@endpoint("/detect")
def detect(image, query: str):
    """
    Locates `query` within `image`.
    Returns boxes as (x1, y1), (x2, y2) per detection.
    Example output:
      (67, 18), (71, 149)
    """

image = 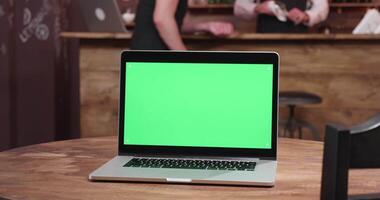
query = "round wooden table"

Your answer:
(0, 137), (379, 200)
